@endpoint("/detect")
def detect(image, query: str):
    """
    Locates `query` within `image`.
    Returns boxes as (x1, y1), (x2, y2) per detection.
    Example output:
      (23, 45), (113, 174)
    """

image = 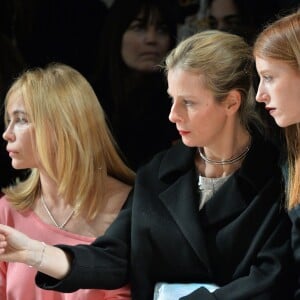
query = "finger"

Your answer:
(0, 240), (8, 253)
(0, 234), (7, 241)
